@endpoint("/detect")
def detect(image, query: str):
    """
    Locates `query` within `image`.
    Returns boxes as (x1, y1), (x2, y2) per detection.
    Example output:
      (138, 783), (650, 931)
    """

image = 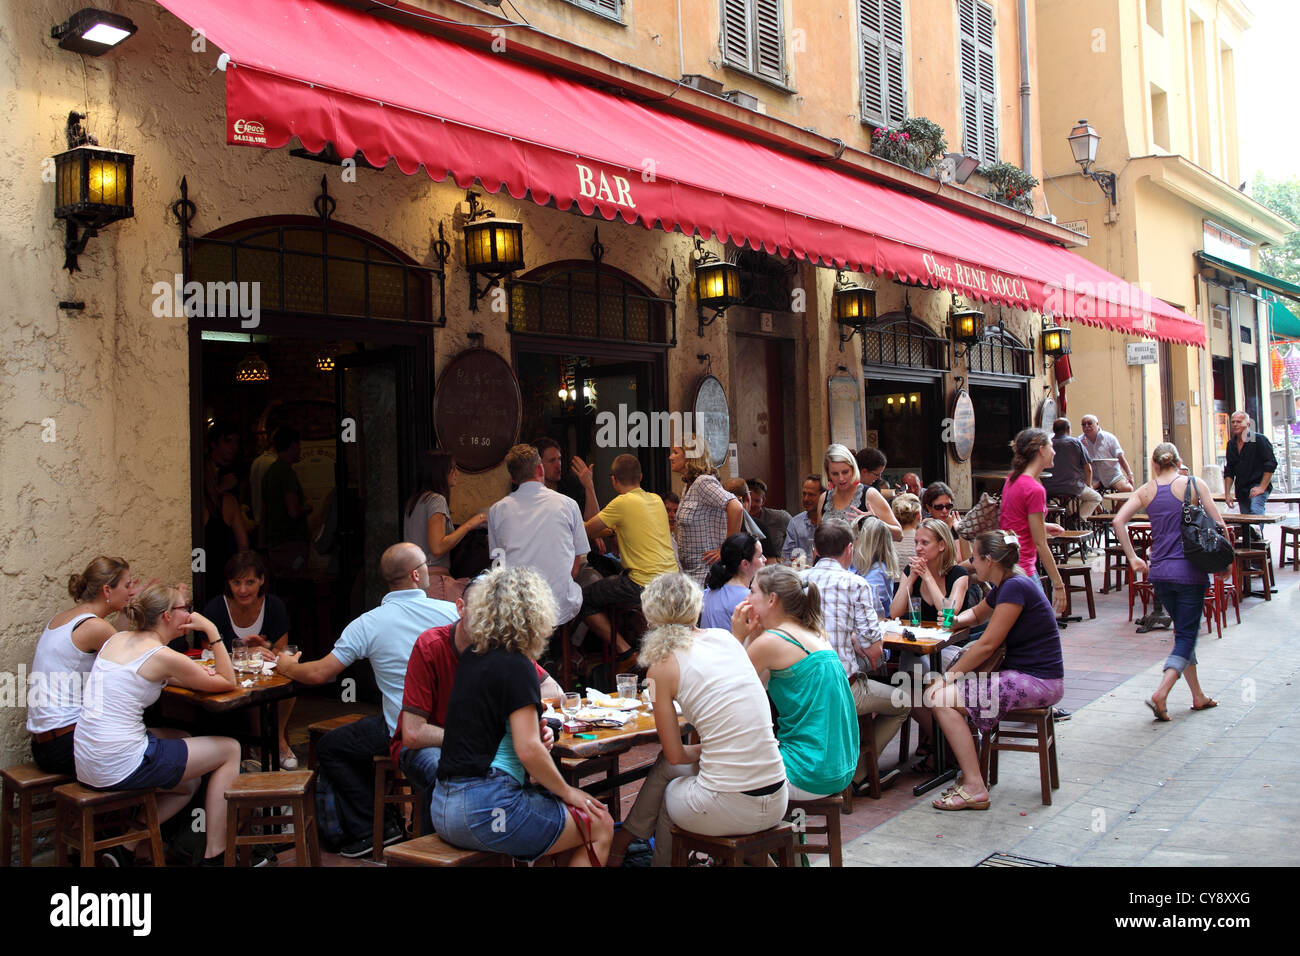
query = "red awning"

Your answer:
(155, 0), (1204, 346)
